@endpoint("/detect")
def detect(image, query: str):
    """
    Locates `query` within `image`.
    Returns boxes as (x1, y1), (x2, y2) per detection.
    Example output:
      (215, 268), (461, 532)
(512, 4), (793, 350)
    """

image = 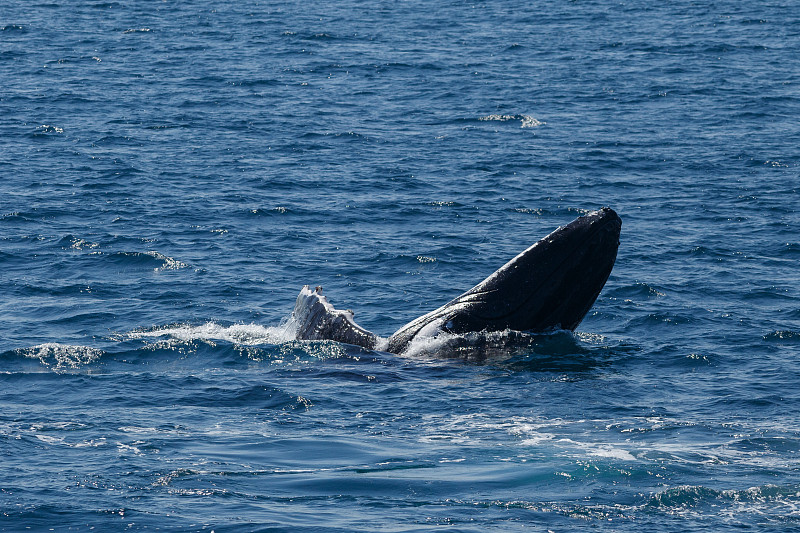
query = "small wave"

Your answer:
(682, 353), (714, 366)
(478, 114), (545, 128)
(18, 343), (104, 371)
(645, 483), (800, 512)
(31, 124), (64, 136)
(106, 251), (189, 271)
(368, 252), (452, 267)
(59, 235), (100, 250)
(1, 211), (30, 222)
(248, 205), (320, 218)
(351, 459), (435, 474)
(455, 481), (800, 524)
(148, 251), (188, 271)
(301, 32), (336, 40)
(607, 282), (666, 300)
(764, 330), (800, 343)
(780, 242), (800, 257)
(179, 384), (311, 409)
(509, 206), (594, 218)
(425, 200), (463, 207)
(626, 312), (694, 326)
(250, 206), (291, 216)
(298, 131), (375, 143)
(513, 207), (545, 216)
